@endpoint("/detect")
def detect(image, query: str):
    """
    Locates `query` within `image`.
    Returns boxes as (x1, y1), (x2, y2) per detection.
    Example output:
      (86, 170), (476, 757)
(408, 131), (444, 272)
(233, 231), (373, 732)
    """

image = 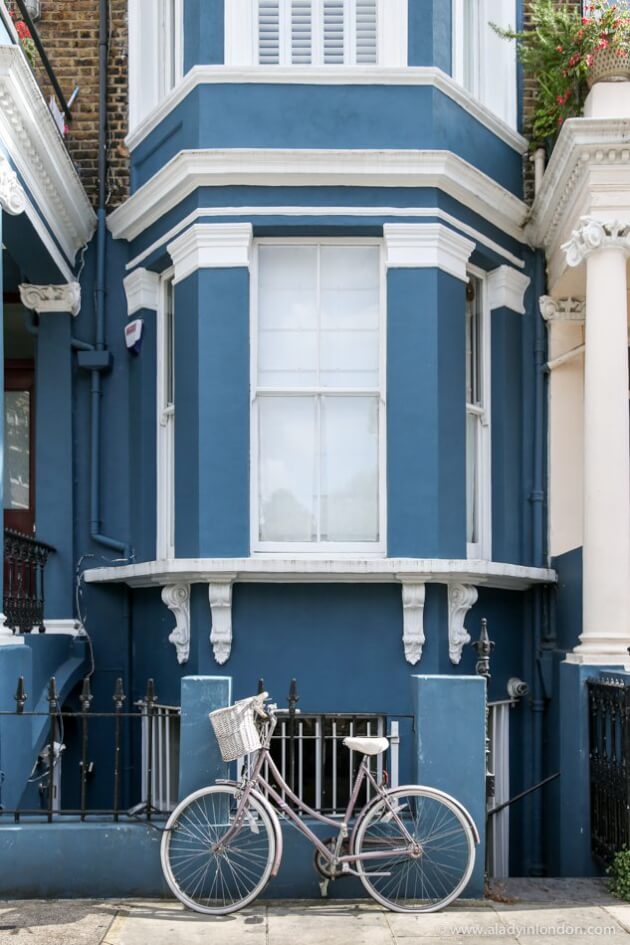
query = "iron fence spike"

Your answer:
(80, 676), (93, 713)
(113, 677), (126, 710)
(14, 675), (27, 713)
(145, 678), (156, 705)
(48, 676), (58, 706)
